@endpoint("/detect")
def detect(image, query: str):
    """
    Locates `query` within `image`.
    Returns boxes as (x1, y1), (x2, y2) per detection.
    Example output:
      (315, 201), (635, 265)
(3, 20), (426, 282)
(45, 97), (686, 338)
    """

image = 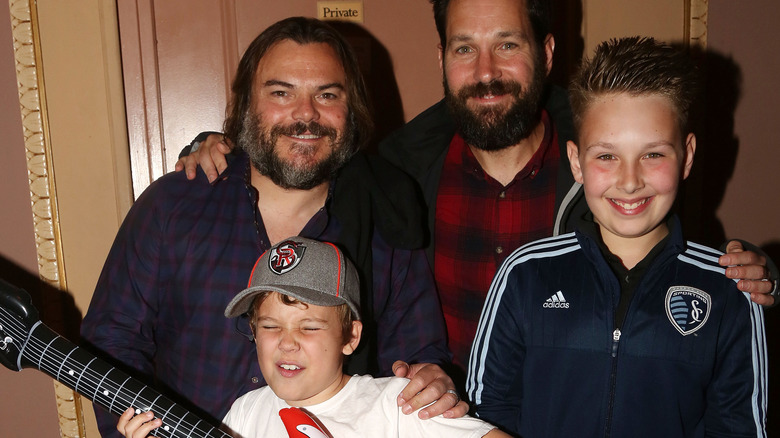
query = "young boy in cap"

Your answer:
(118, 236), (509, 437)
(467, 37), (767, 437)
